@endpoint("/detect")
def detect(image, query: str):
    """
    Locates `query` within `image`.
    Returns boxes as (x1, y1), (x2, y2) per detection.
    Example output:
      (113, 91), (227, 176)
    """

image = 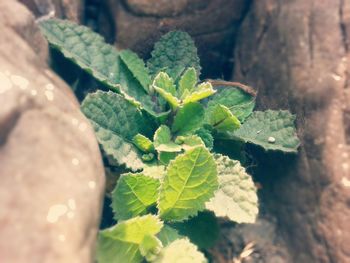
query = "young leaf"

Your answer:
(172, 211), (219, 249)
(157, 225), (183, 246)
(206, 154), (258, 224)
(147, 31), (201, 80)
(153, 72), (177, 96)
(111, 173), (160, 220)
(183, 82), (216, 104)
(154, 87), (180, 110)
(207, 104), (241, 132)
(172, 102), (204, 135)
(119, 50), (151, 93)
(175, 135), (205, 151)
(139, 234), (163, 262)
(81, 91), (151, 171)
(153, 239), (207, 263)
(158, 146), (218, 221)
(232, 110), (300, 152)
(97, 215), (163, 263)
(179, 67), (197, 97)
(159, 152), (177, 165)
(205, 84), (256, 122)
(133, 134), (155, 153)
(154, 125), (182, 152)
